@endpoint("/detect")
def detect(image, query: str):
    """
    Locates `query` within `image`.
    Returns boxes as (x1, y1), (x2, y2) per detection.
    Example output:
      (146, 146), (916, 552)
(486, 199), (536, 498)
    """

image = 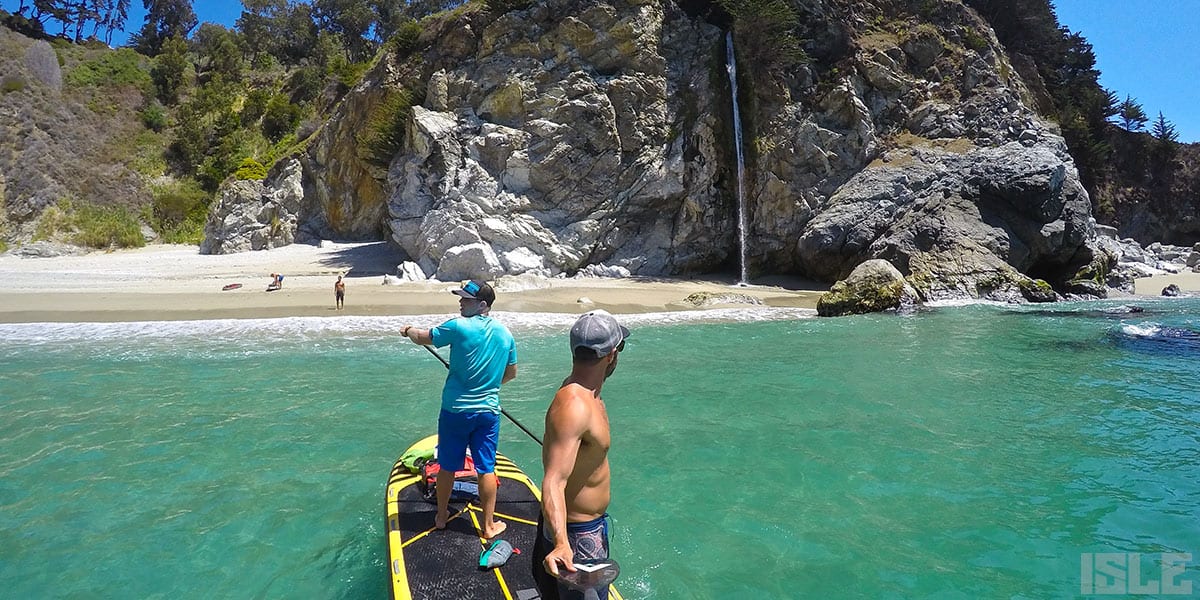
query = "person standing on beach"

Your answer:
(400, 279), (517, 538)
(533, 310), (629, 600)
(334, 275), (345, 309)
